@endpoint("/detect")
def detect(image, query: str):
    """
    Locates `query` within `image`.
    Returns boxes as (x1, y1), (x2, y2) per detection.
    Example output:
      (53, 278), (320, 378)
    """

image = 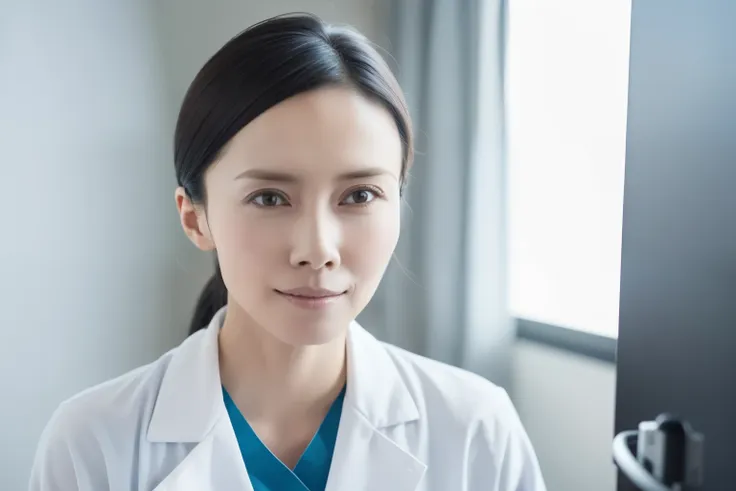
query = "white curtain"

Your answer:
(360, 0), (513, 387)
